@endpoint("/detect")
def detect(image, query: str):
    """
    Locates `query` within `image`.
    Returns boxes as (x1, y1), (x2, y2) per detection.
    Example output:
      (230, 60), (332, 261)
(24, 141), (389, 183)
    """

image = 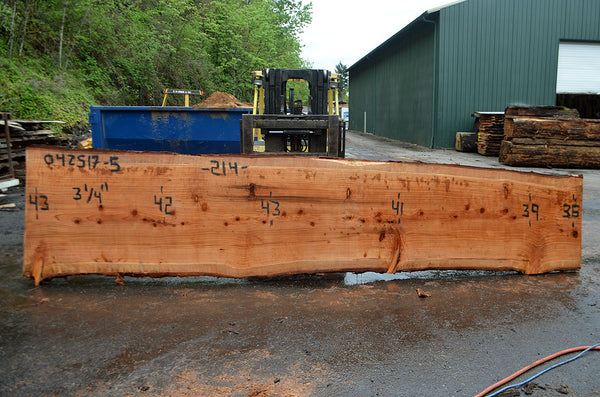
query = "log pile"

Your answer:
(499, 106), (600, 168)
(503, 106), (579, 138)
(1, 119), (66, 179)
(500, 117), (600, 168)
(472, 112), (505, 156)
(455, 131), (477, 152)
(24, 147), (582, 285)
(504, 105), (579, 118)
